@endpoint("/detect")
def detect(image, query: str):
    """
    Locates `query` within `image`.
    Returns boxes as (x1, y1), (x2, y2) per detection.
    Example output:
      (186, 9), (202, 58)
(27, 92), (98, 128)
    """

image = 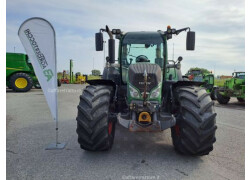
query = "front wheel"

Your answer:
(216, 89), (230, 104)
(9, 73), (33, 92)
(76, 85), (116, 151)
(171, 86), (217, 156)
